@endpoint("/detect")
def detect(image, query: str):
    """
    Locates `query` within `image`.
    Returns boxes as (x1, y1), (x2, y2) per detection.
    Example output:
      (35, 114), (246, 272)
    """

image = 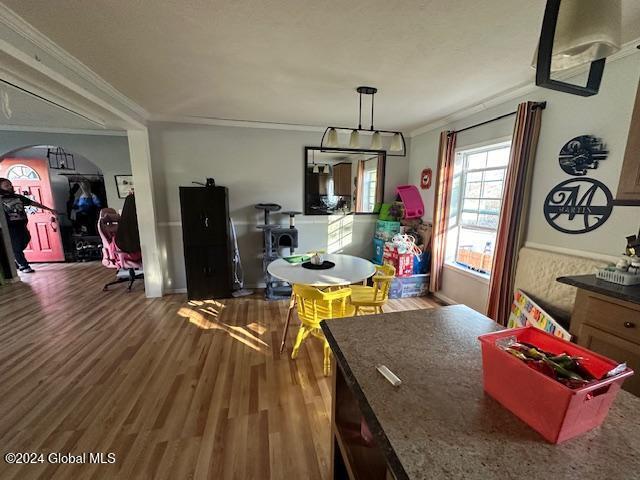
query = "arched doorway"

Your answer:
(0, 145), (107, 263)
